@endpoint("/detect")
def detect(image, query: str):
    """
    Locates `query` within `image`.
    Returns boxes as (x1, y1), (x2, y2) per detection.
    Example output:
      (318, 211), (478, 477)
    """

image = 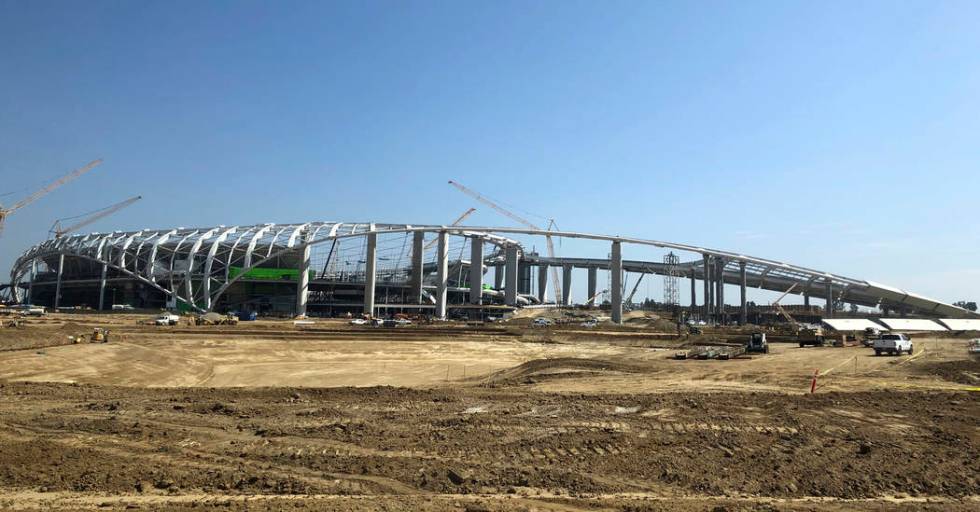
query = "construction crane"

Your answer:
(49, 195), (142, 238)
(771, 283), (800, 327)
(423, 207), (476, 250)
(0, 159), (103, 237)
(448, 180), (562, 303)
